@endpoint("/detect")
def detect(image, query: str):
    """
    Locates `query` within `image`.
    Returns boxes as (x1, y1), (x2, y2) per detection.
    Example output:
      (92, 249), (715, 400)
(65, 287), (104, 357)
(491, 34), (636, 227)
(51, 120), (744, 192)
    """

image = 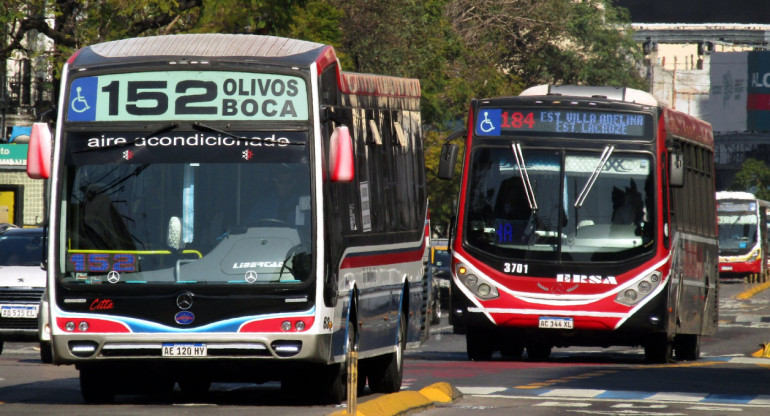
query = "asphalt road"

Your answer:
(1, 277), (769, 416)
